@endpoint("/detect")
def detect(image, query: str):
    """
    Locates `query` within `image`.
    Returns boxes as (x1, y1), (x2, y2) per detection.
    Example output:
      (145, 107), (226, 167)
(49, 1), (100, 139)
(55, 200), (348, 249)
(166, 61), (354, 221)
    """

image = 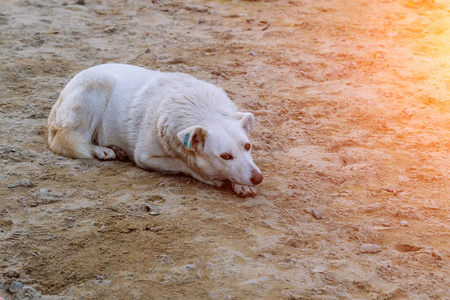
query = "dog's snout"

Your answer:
(251, 171), (263, 185)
